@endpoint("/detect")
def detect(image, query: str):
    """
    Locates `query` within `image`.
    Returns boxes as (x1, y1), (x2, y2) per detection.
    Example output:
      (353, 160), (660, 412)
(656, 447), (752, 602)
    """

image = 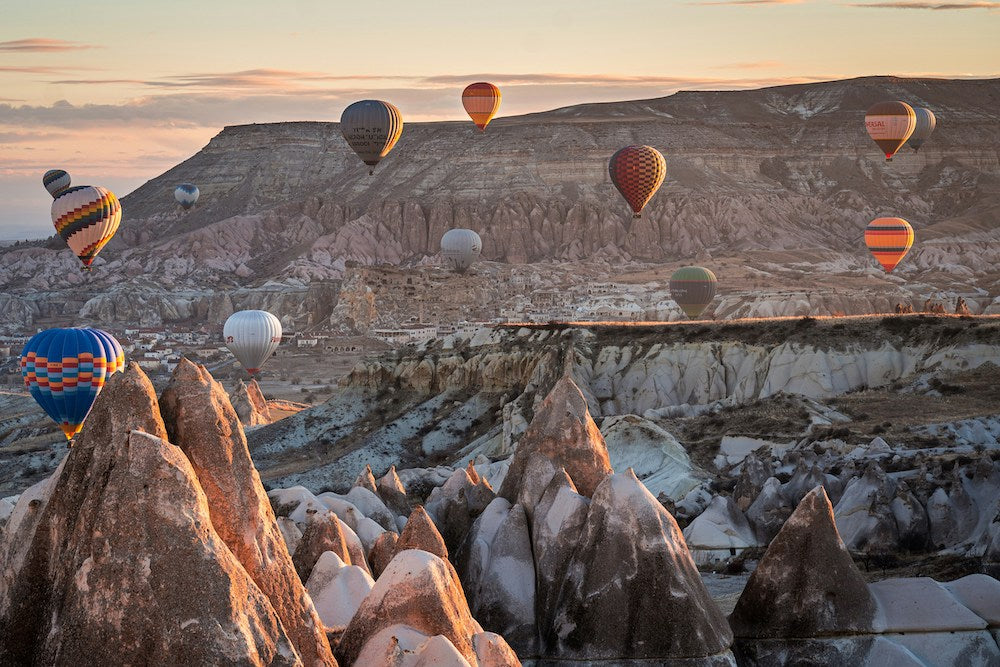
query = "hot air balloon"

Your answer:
(175, 183), (199, 210)
(669, 266), (718, 319)
(42, 169), (71, 197)
(20, 328), (125, 440)
(865, 101), (916, 161)
(441, 229), (482, 272)
(50, 184), (122, 270)
(907, 108), (936, 152)
(865, 217), (914, 273)
(462, 82), (501, 131)
(609, 146), (666, 218)
(340, 100), (403, 175)
(224, 310), (282, 376)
